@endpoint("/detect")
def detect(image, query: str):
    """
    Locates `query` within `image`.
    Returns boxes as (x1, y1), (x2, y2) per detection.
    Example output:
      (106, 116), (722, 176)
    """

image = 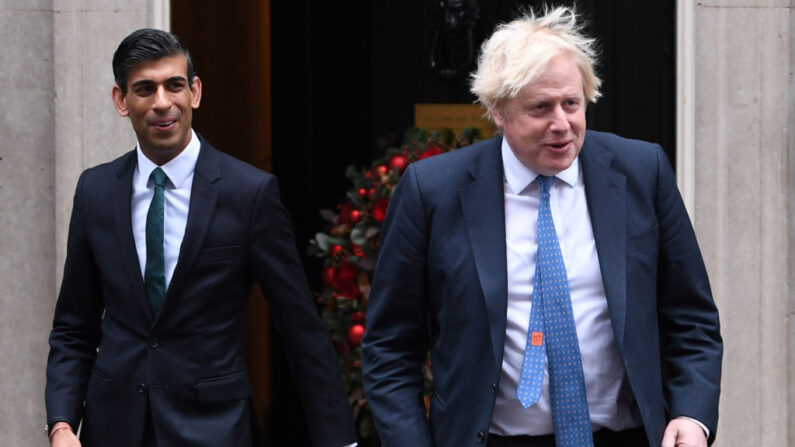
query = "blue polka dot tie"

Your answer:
(516, 175), (593, 447)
